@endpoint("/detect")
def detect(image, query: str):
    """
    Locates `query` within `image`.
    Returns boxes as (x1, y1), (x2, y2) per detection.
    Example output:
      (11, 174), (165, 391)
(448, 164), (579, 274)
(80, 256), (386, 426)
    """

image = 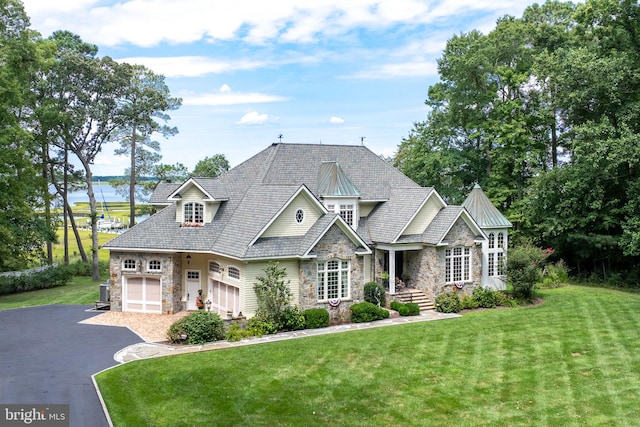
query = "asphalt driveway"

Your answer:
(0, 305), (142, 427)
